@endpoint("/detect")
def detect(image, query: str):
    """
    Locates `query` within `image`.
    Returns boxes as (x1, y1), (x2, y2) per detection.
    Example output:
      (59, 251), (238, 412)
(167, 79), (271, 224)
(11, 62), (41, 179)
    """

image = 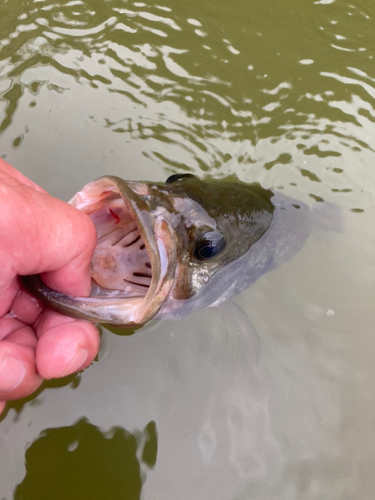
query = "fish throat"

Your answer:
(89, 193), (152, 298)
